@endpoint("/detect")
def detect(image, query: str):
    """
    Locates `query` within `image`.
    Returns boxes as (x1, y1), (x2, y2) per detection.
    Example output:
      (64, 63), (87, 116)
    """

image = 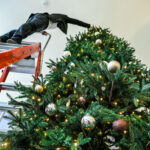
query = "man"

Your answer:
(0, 13), (90, 44)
